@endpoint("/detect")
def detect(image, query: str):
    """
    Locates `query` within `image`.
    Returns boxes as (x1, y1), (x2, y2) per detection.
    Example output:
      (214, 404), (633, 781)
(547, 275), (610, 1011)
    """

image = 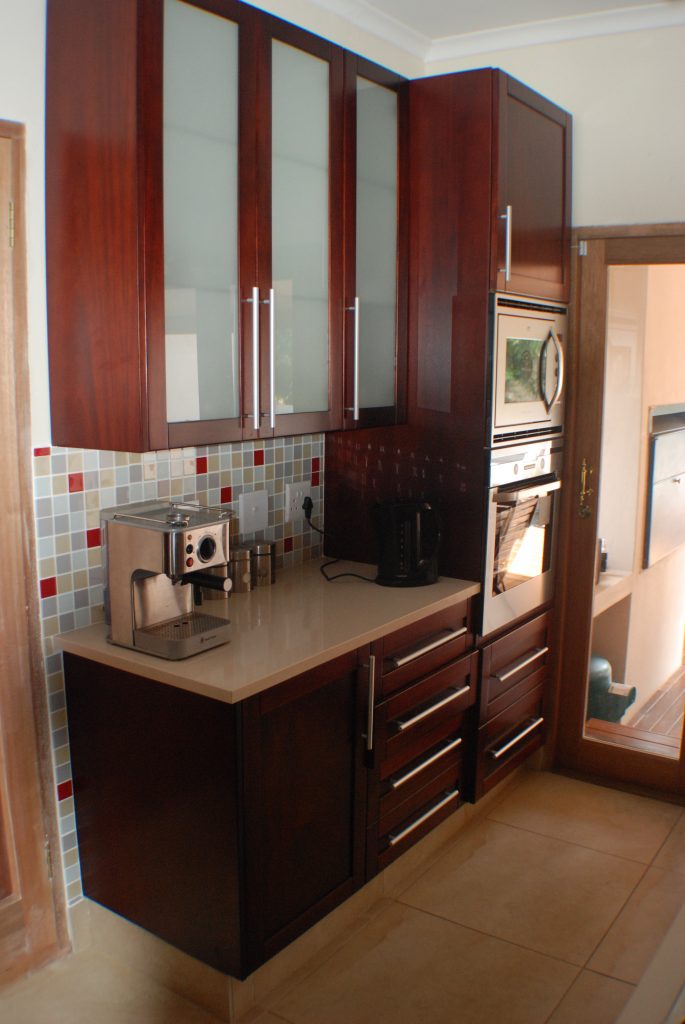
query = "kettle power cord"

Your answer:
(301, 497), (375, 584)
